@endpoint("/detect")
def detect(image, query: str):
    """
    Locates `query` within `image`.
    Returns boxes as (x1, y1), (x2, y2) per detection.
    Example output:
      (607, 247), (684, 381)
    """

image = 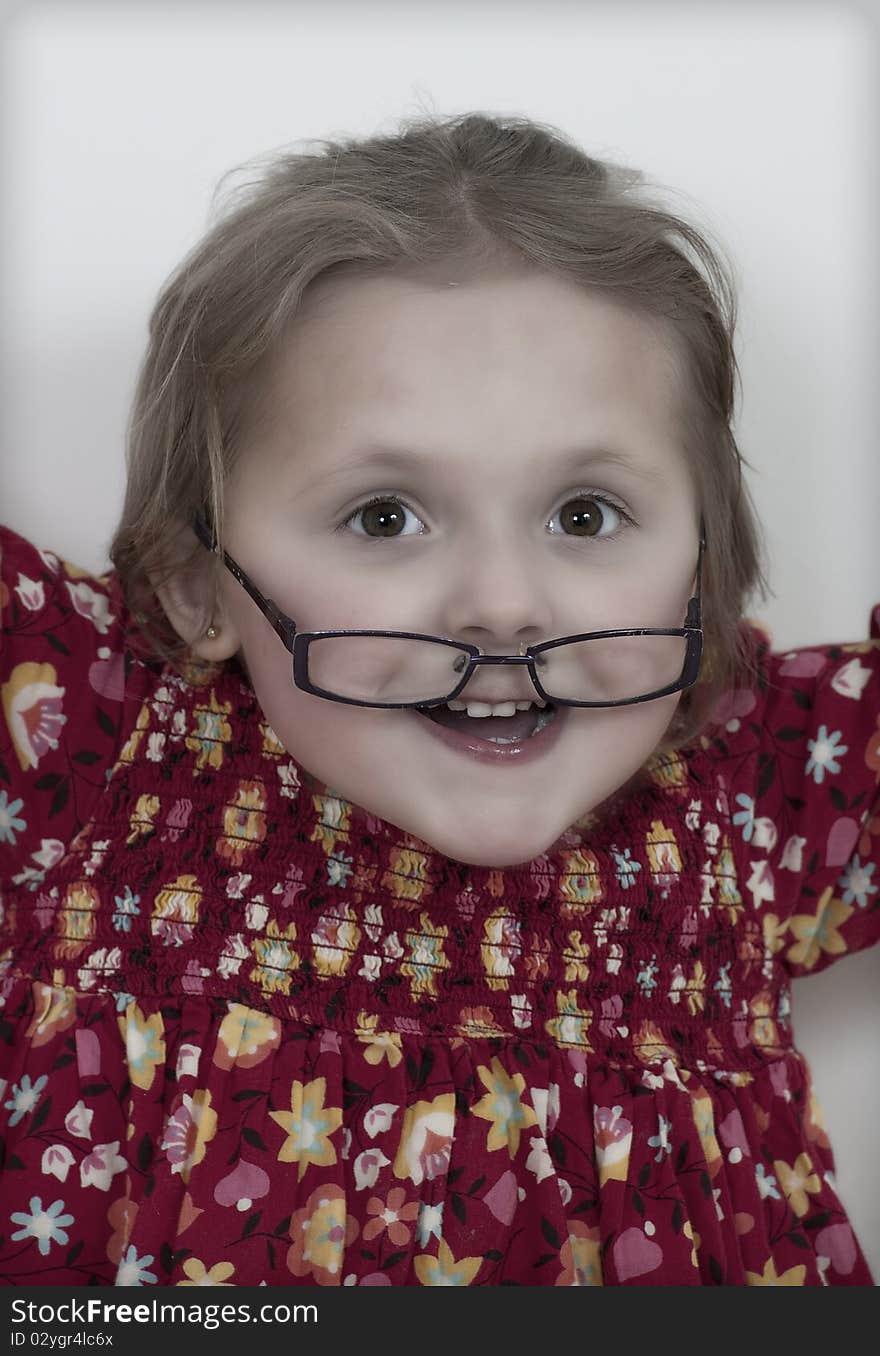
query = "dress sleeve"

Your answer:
(0, 524), (127, 887)
(713, 605), (880, 978)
